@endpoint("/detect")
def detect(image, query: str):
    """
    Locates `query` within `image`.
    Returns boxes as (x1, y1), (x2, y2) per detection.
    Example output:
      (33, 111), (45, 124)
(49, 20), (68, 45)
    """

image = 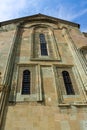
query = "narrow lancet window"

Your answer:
(62, 71), (75, 95)
(39, 34), (48, 56)
(22, 70), (30, 95)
